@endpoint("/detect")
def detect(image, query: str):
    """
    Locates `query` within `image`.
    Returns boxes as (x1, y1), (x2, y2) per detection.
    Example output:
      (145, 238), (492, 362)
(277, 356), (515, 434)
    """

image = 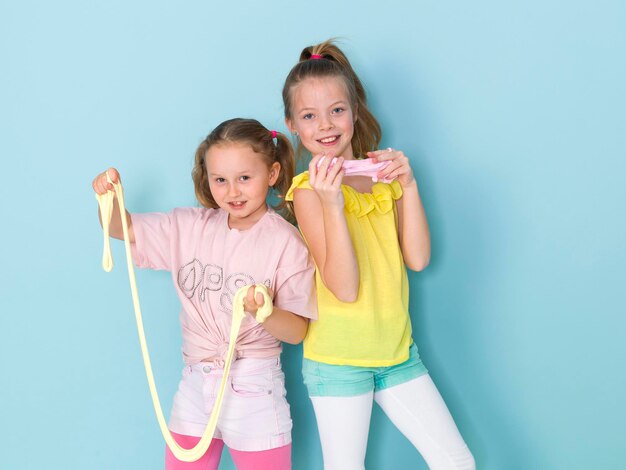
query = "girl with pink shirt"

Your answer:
(92, 118), (317, 470)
